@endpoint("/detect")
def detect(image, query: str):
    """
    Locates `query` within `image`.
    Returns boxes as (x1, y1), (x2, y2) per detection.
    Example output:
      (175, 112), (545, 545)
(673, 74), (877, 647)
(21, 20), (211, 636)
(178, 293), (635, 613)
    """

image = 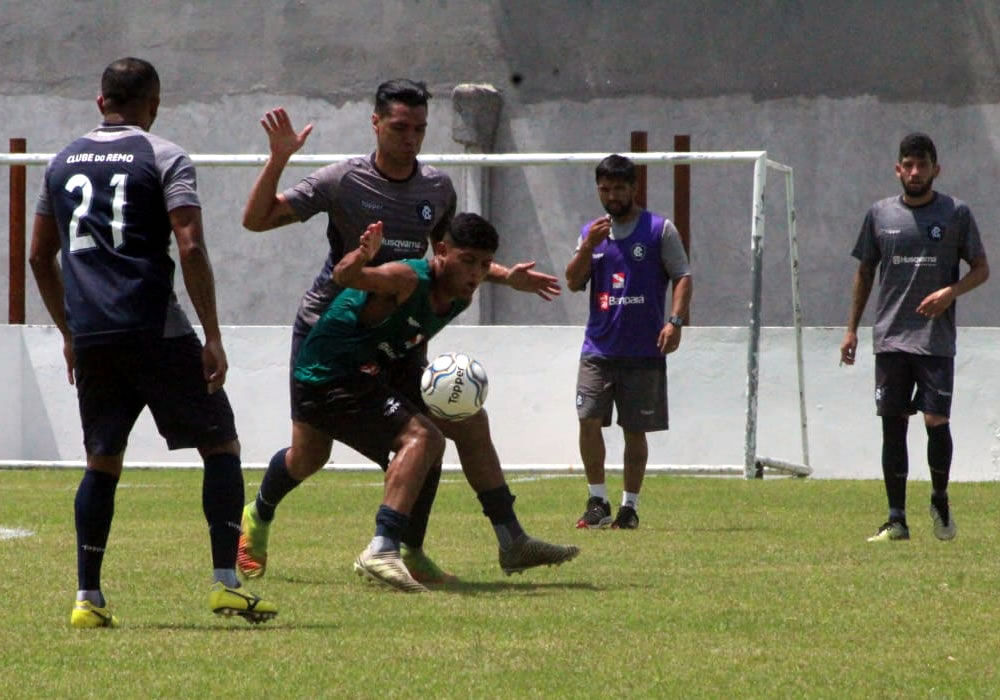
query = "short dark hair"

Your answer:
(898, 132), (937, 164)
(101, 57), (160, 109)
(595, 154), (636, 184)
(445, 212), (498, 252)
(374, 79), (431, 116)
